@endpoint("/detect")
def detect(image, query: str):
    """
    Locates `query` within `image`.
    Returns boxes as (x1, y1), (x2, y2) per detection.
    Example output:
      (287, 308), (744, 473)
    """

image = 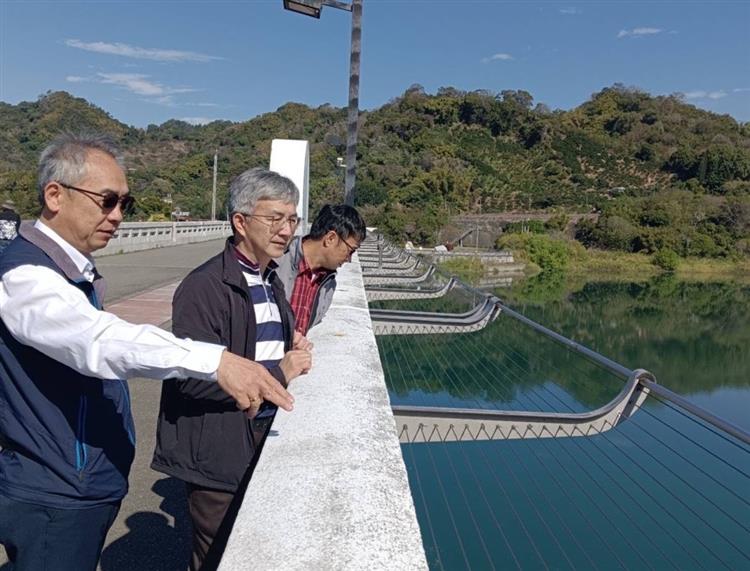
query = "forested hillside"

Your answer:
(1, 85), (748, 258)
